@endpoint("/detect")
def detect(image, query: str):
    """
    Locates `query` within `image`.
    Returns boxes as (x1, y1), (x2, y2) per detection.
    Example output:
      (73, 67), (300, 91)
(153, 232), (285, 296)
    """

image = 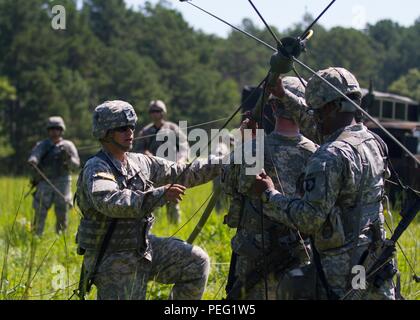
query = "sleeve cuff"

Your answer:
(262, 188), (280, 203)
(151, 186), (168, 207)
